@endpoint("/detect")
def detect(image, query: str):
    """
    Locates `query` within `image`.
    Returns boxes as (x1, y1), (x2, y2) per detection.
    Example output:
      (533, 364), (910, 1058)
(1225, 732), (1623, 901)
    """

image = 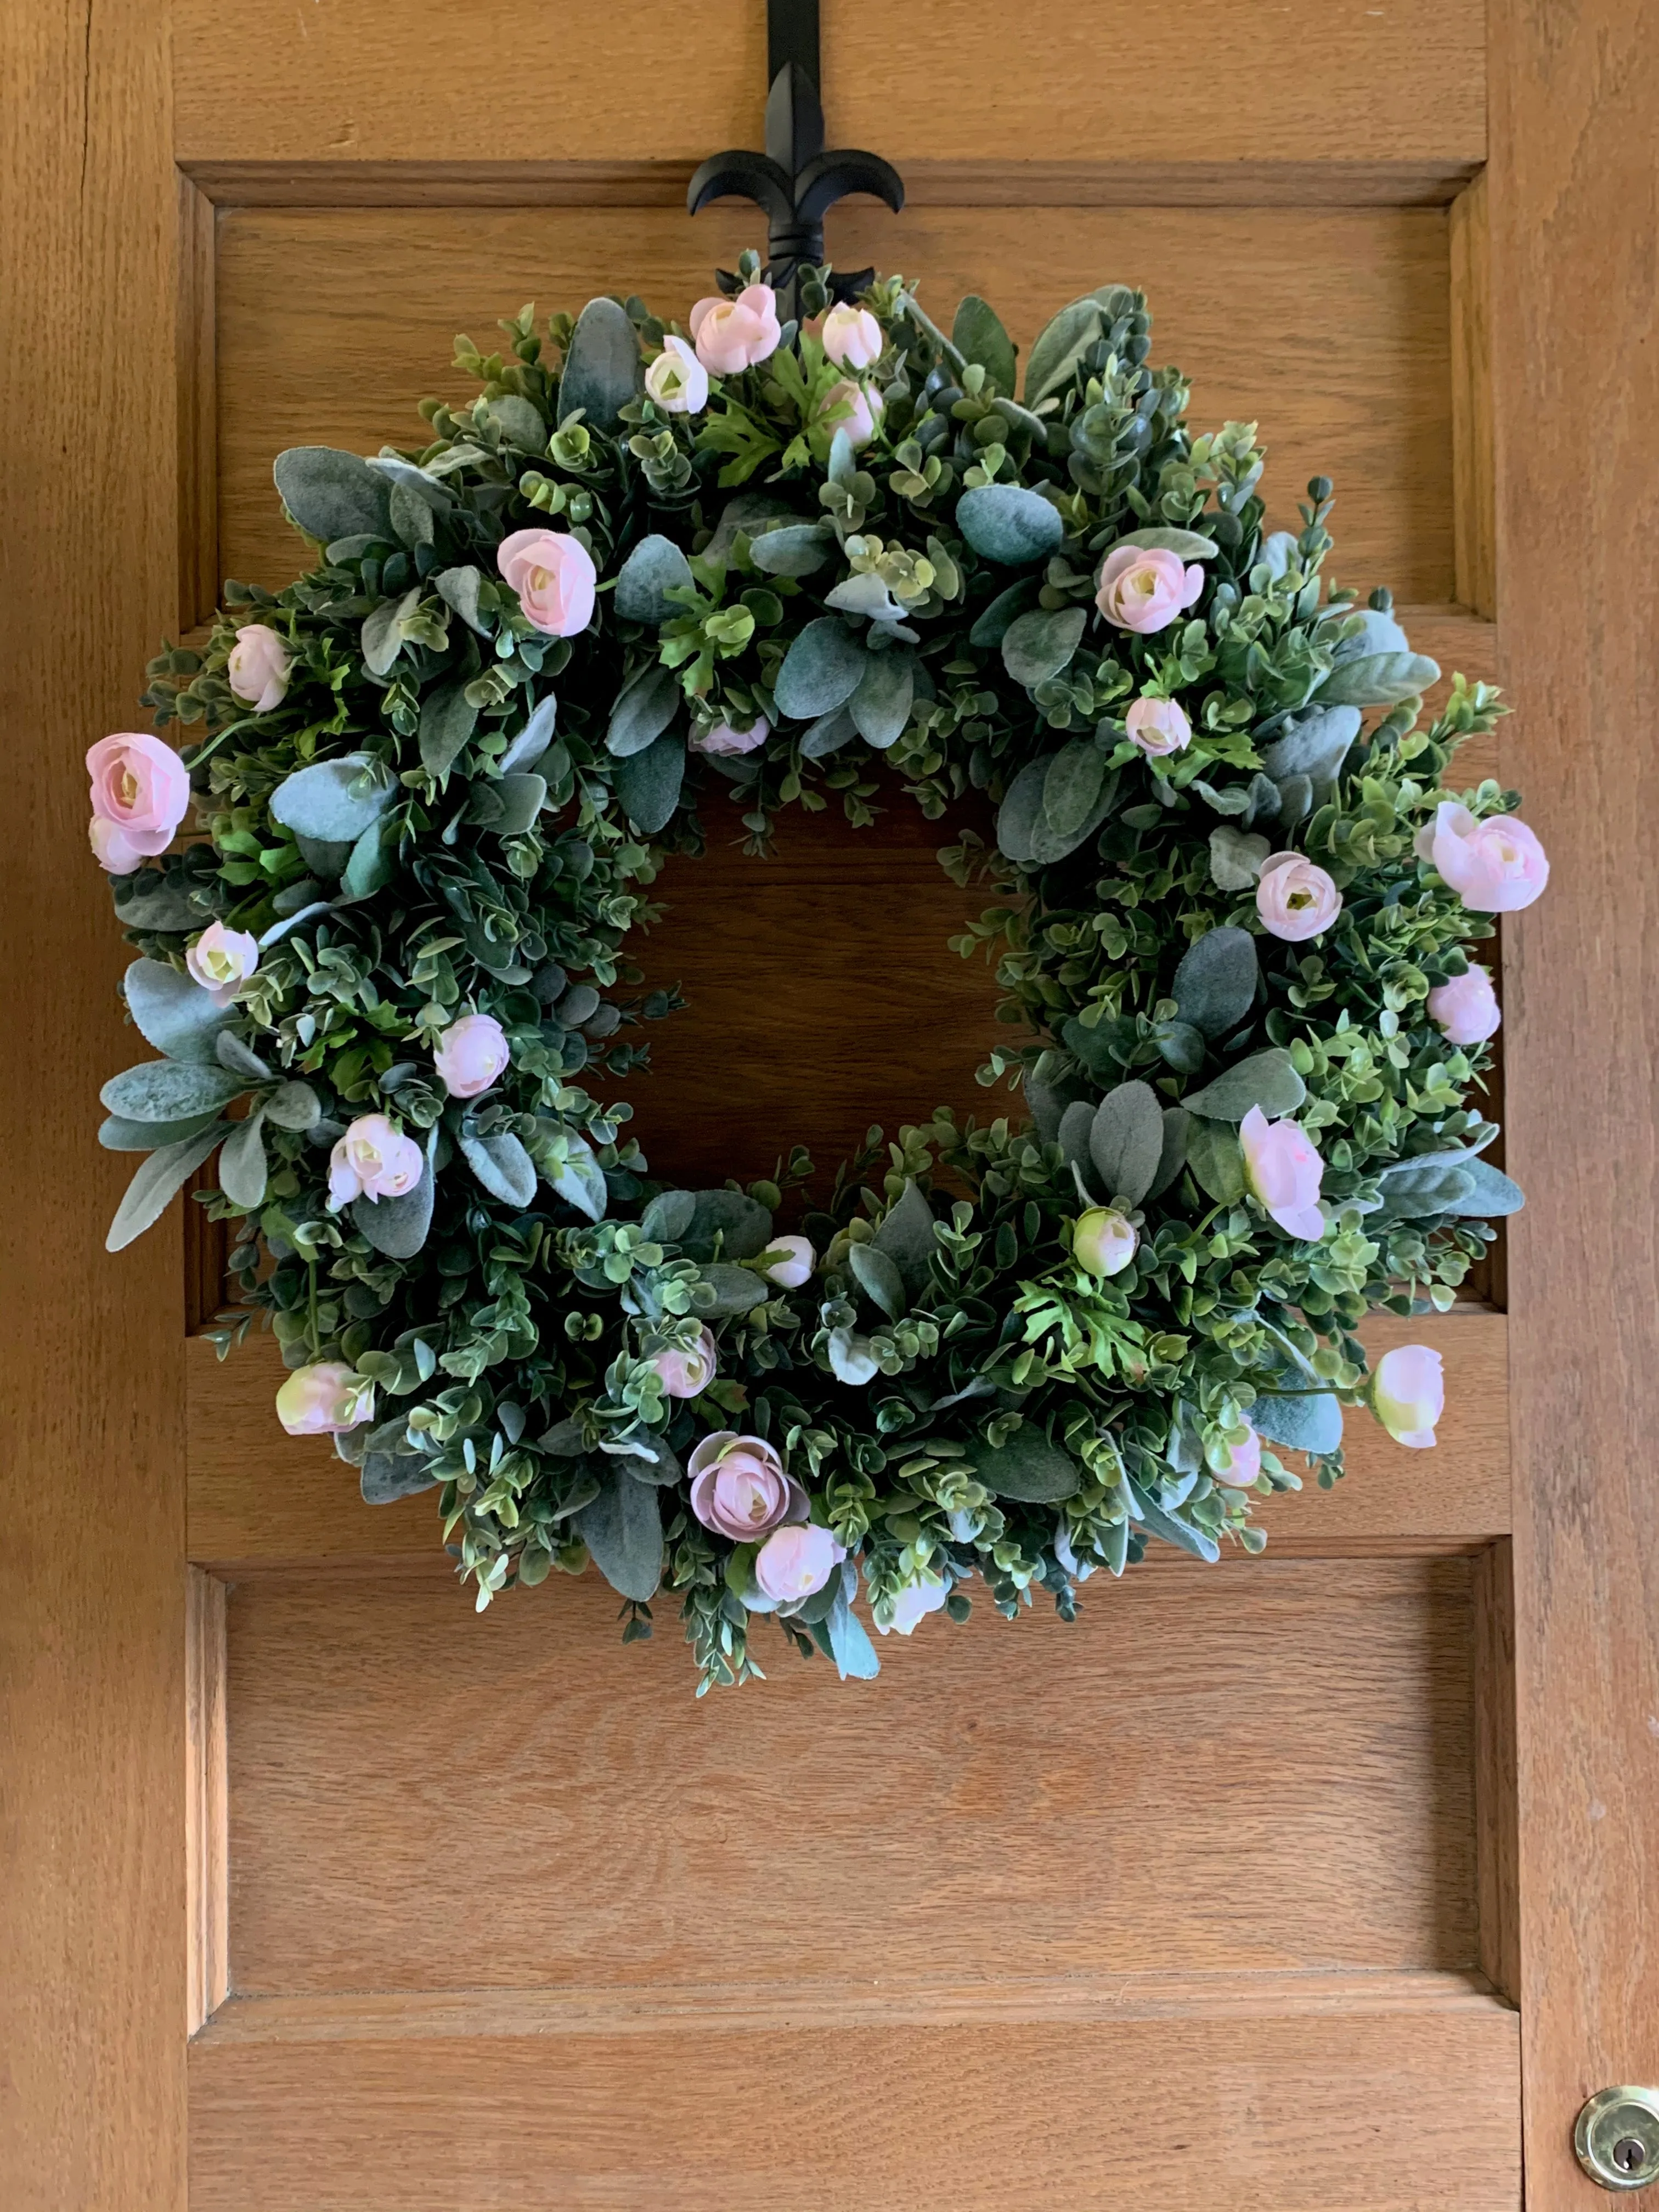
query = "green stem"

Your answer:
(899, 292), (967, 375)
